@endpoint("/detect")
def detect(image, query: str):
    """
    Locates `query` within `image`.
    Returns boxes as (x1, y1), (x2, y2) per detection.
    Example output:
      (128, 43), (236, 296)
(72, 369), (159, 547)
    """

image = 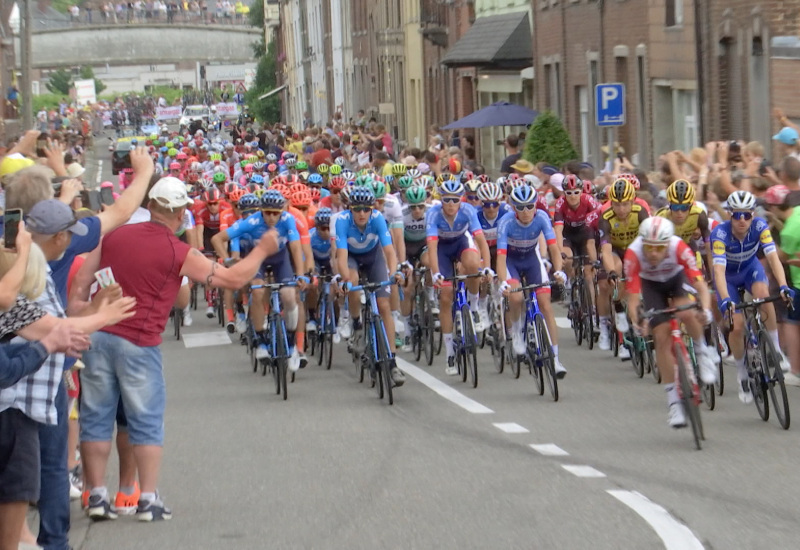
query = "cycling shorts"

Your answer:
(563, 227), (590, 257)
(405, 240), (427, 266)
(437, 233), (477, 279)
(257, 247), (294, 283)
(716, 260), (767, 306)
(641, 271), (692, 328)
(203, 226), (219, 252)
(347, 245), (390, 298)
(506, 253), (550, 291)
